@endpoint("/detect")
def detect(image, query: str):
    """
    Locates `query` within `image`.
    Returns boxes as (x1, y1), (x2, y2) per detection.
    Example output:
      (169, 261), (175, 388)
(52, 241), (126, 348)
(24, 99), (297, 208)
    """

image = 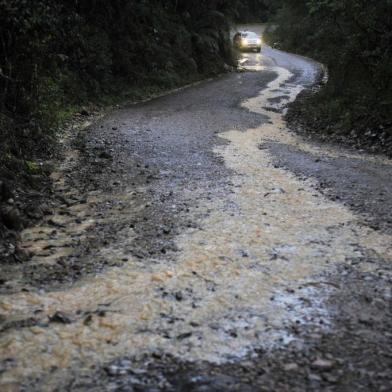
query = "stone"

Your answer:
(312, 358), (335, 370)
(177, 332), (192, 340)
(0, 181), (13, 202)
(1, 206), (23, 230)
(175, 291), (183, 301)
(99, 151), (112, 159)
(284, 363), (299, 371)
(49, 311), (72, 324)
(308, 373), (322, 382)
